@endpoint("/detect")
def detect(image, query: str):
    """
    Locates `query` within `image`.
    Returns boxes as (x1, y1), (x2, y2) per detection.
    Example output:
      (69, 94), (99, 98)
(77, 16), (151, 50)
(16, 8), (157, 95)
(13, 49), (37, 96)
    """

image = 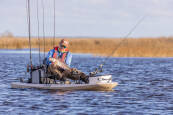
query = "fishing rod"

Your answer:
(25, 0), (34, 79)
(36, 0), (41, 65)
(53, 0), (56, 47)
(27, 0), (32, 69)
(90, 15), (147, 76)
(42, 0), (46, 59)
